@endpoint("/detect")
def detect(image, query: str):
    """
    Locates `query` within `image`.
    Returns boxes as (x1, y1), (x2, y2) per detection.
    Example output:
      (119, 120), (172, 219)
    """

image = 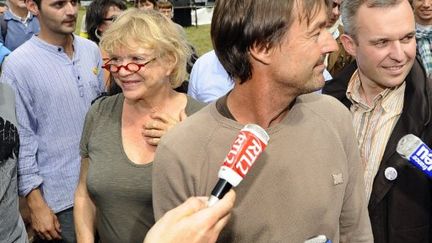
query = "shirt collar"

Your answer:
(5, 9), (33, 23)
(33, 34), (76, 57)
(346, 69), (405, 112)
